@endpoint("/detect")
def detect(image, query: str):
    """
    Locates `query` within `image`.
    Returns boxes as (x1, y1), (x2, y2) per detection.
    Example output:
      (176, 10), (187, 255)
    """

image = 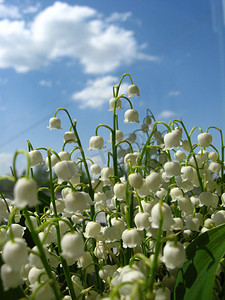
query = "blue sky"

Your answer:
(0, 0), (225, 174)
